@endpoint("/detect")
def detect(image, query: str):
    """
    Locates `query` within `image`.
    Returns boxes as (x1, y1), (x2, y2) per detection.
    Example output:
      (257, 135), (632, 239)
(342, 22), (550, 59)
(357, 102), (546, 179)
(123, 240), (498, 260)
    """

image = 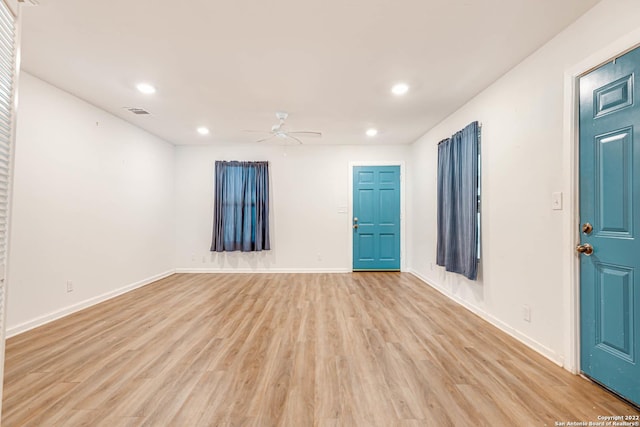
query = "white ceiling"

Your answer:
(20, 0), (600, 146)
